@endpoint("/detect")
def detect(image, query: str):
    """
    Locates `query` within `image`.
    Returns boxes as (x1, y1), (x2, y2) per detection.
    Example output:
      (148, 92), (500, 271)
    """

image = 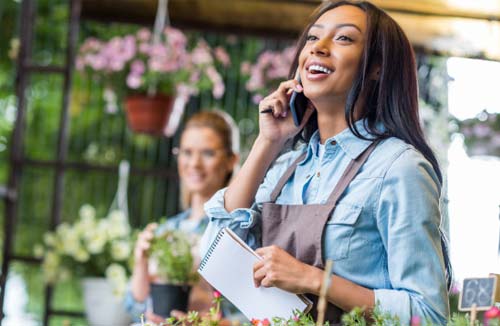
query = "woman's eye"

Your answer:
(306, 34), (318, 41)
(201, 150), (216, 158)
(336, 35), (353, 42)
(179, 149), (192, 157)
